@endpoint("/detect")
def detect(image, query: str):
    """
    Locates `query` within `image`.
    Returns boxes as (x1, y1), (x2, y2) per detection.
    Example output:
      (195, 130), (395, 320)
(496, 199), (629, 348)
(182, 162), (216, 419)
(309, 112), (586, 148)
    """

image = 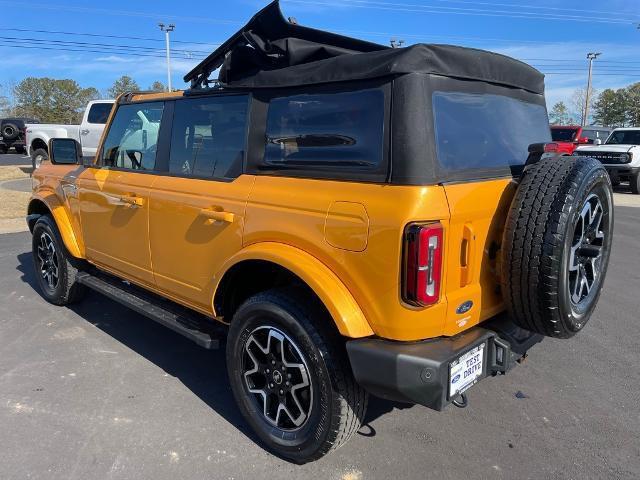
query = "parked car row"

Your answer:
(550, 124), (640, 194)
(25, 100), (114, 169)
(0, 117), (39, 154)
(1, 100), (114, 170)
